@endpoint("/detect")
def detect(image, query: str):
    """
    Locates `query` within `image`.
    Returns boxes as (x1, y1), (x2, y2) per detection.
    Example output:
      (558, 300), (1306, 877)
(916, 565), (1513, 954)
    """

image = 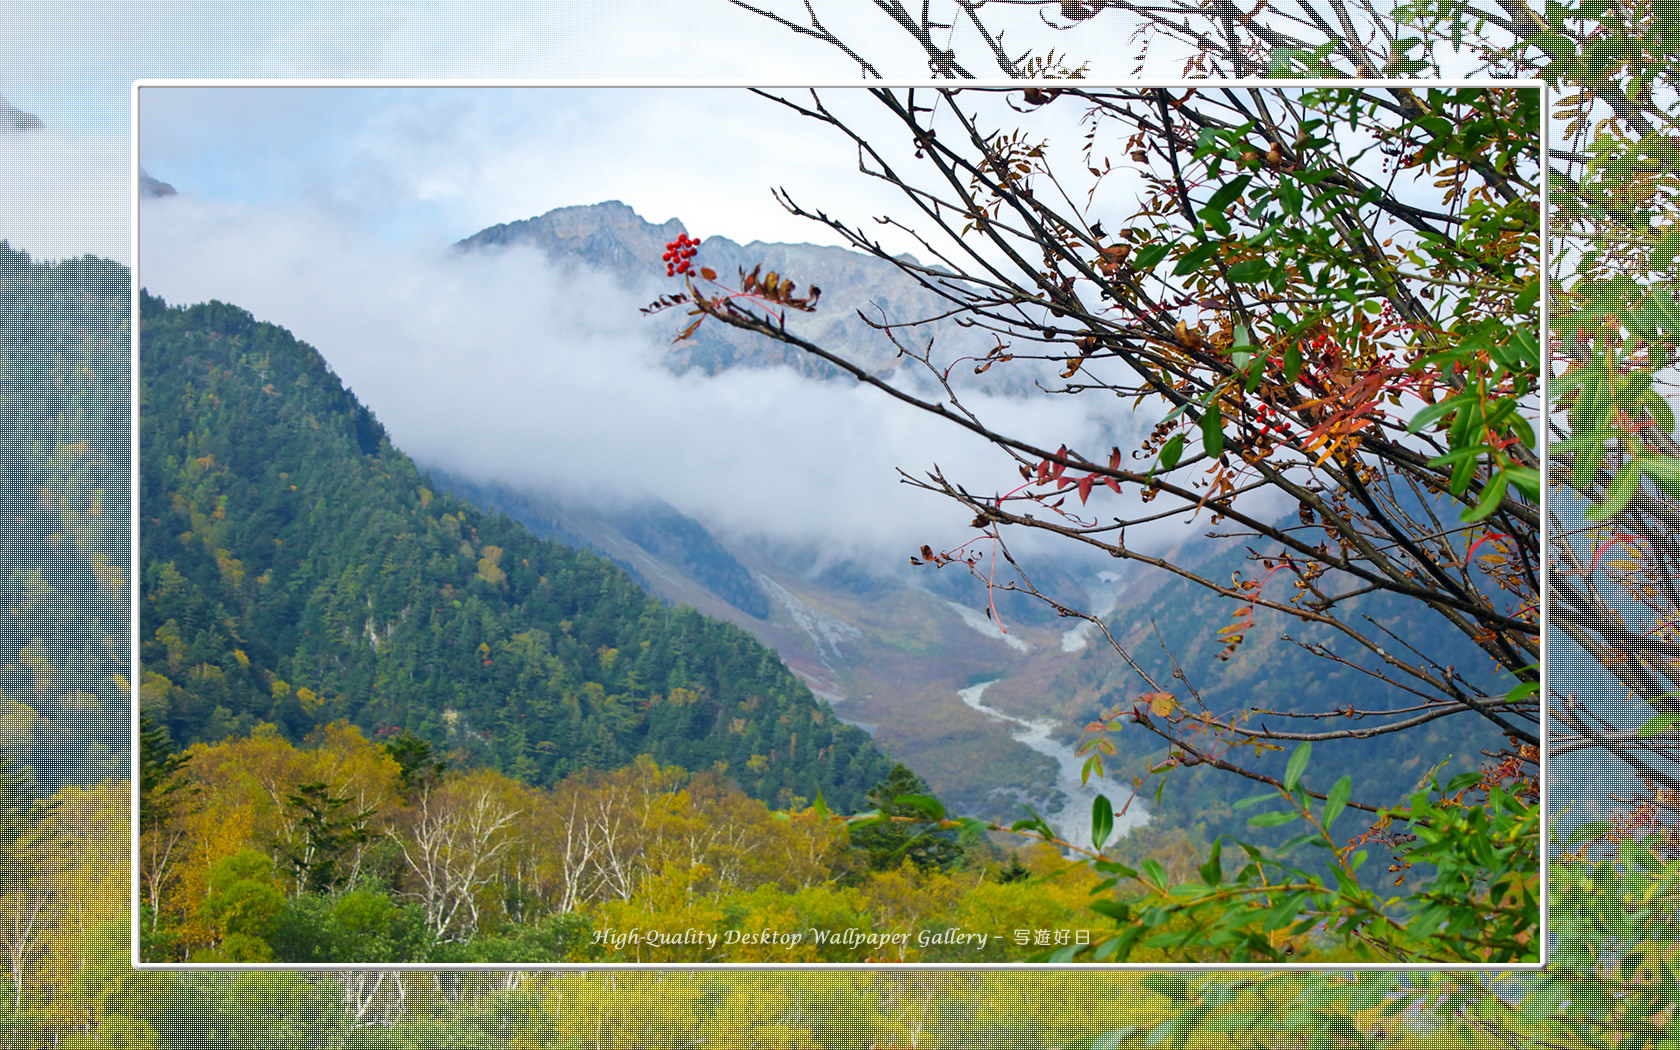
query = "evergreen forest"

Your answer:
(137, 290), (891, 812)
